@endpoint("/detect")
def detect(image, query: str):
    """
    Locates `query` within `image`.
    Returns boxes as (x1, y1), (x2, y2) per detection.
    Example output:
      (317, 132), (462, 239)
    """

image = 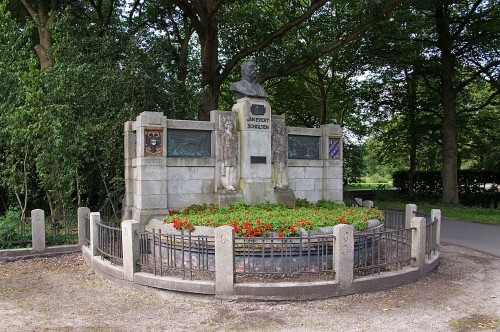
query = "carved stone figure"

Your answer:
(272, 119), (287, 188)
(230, 59), (268, 99)
(221, 117), (238, 191)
